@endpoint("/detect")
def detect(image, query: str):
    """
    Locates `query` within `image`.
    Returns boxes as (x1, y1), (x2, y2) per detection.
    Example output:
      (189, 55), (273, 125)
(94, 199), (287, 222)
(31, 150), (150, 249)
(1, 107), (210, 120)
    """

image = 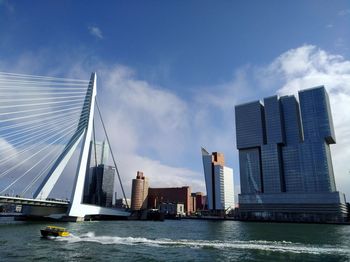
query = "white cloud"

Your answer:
(90, 65), (206, 195)
(1, 45), (349, 202)
(115, 153), (204, 197)
(97, 65), (191, 161)
(338, 9), (350, 16)
(269, 45), (350, 95)
(191, 45), (350, 198)
(268, 45), (350, 196)
(1, 53), (204, 198)
(88, 26), (103, 39)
